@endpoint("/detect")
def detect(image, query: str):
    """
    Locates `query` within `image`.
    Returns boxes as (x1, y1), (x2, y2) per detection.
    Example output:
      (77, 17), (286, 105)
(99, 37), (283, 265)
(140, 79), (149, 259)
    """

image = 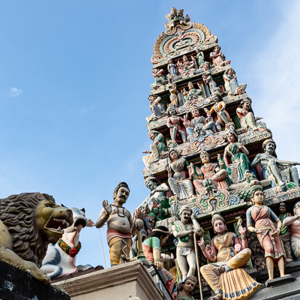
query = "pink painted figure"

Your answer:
(167, 105), (187, 144)
(178, 55), (195, 78)
(210, 46), (231, 67)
